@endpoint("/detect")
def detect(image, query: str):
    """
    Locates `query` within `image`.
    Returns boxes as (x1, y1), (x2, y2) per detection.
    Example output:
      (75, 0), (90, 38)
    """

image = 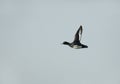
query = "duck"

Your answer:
(62, 25), (88, 49)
